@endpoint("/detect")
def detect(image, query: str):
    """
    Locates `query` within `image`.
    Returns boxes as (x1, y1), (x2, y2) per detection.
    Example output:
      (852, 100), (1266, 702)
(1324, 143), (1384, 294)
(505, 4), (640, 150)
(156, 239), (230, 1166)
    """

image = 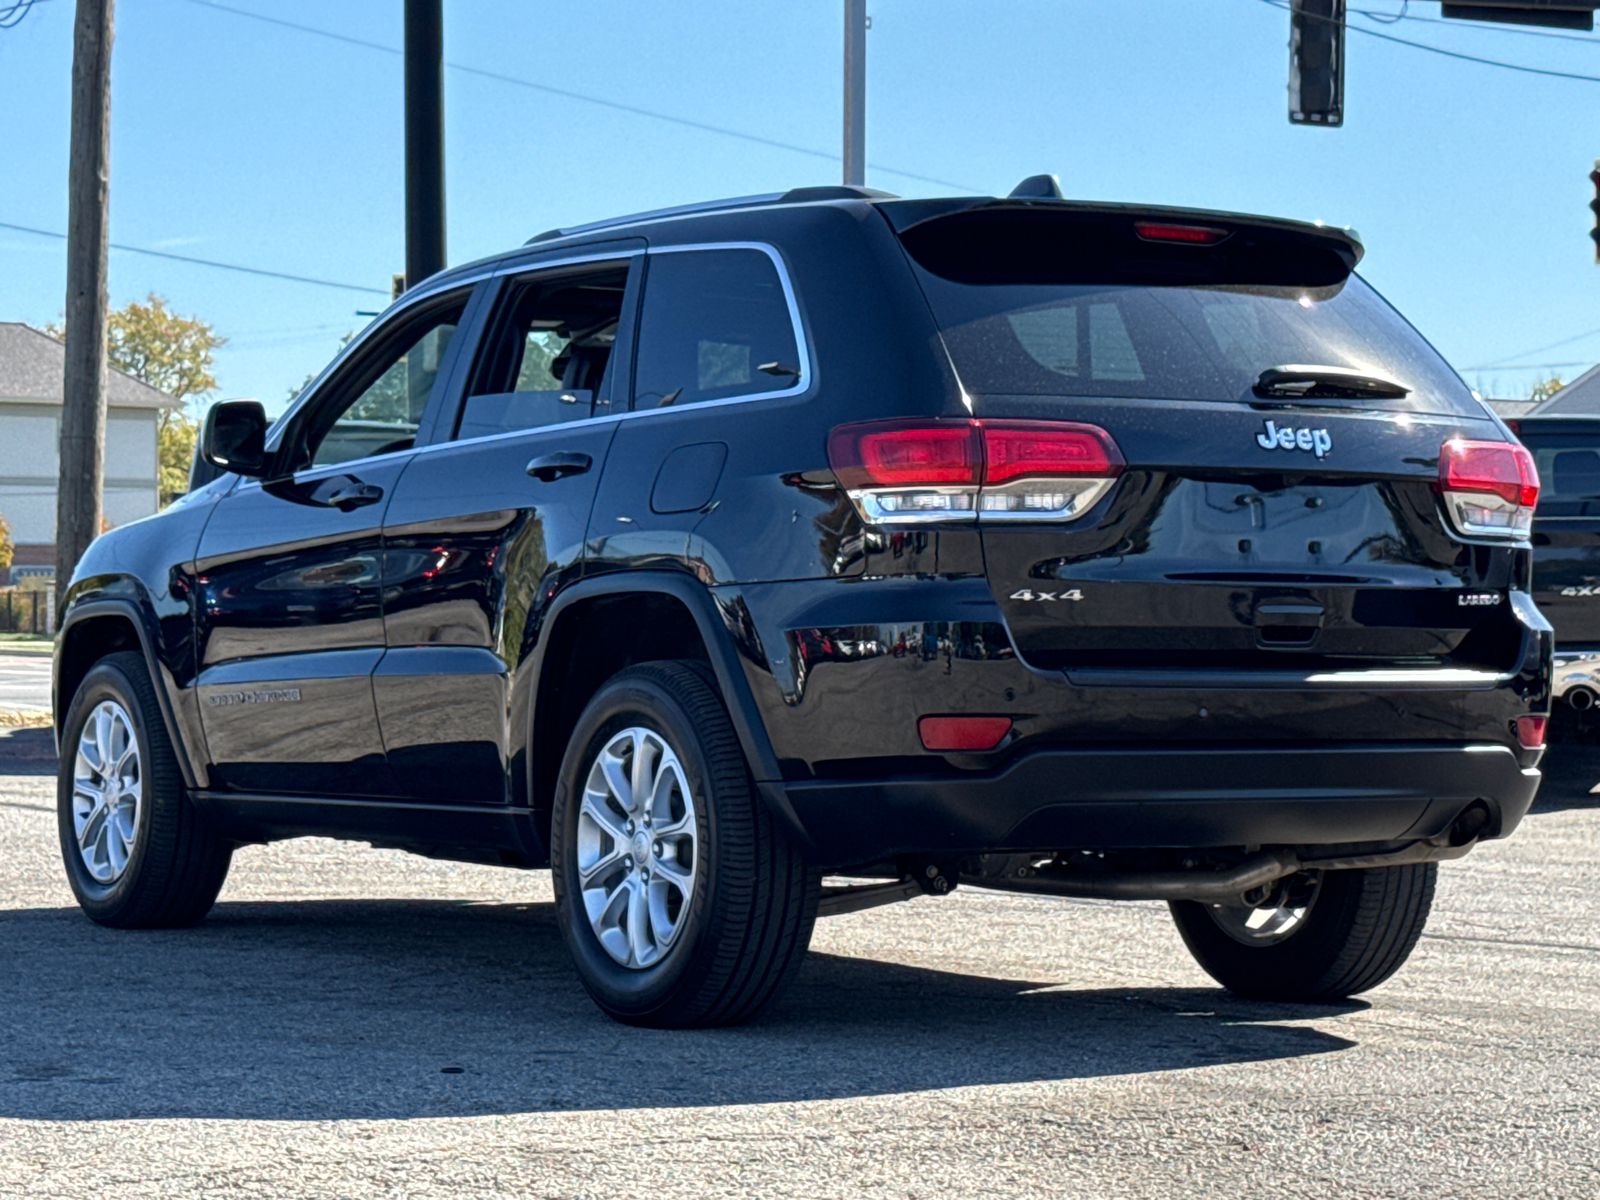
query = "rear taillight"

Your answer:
(1437, 438), (1539, 538)
(827, 419), (1124, 525)
(827, 420), (981, 522)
